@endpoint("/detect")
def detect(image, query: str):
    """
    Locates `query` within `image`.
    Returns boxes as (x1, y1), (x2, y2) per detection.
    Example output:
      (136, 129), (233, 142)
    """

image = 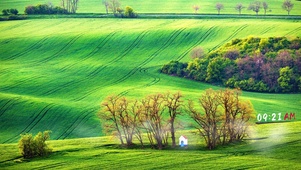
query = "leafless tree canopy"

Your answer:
(102, 0), (110, 14)
(215, 3), (224, 14)
(282, 0), (294, 15)
(192, 5), (200, 14)
(61, 0), (79, 13)
(248, 1), (261, 15)
(187, 89), (254, 150)
(108, 0), (120, 14)
(99, 89), (254, 150)
(99, 92), (183, 149)
(235, 3), (244, 15)
(190, 47), (205, 59)
(263, 2), (269, 15)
